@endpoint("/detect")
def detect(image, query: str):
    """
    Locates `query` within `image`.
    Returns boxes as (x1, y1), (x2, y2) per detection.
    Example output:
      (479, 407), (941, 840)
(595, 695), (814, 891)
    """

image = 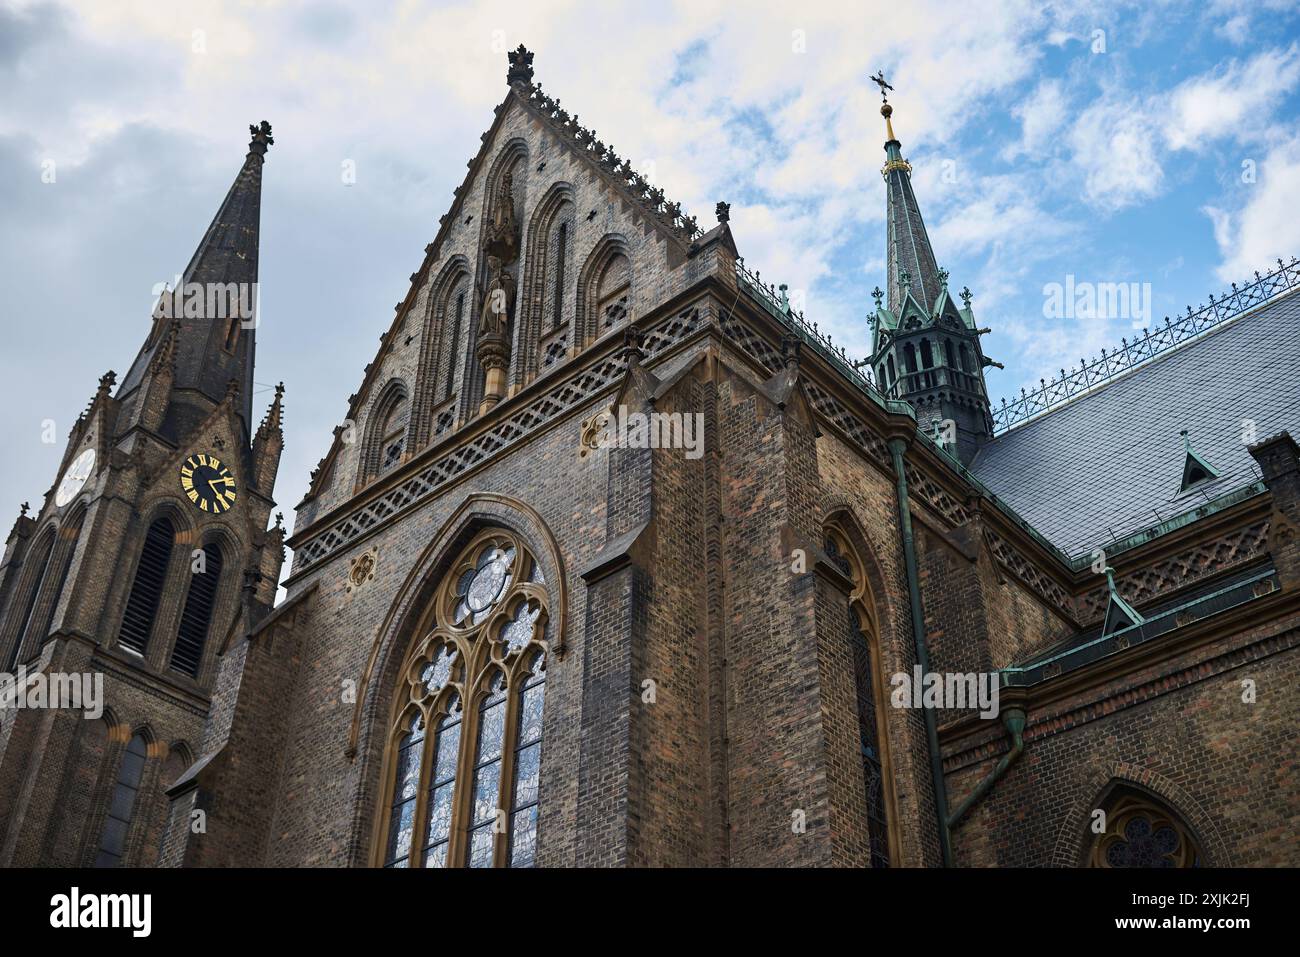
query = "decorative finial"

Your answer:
(872, 285), (884, 308)
(507, 44), (535, 85)
(715, 201), (731, 224)
(274, 511), (285, 530)
(97, 370), (117, 393)
(960, 286), (973, 308)
(900, 270), (912, 293)
(619, 325), (646, 368)
(937, 267), (950, 289)
(20, 502), (30, 518)
(781, 335), (803, 369)
(248, 120), (274, 155)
